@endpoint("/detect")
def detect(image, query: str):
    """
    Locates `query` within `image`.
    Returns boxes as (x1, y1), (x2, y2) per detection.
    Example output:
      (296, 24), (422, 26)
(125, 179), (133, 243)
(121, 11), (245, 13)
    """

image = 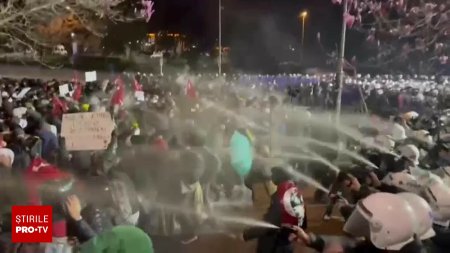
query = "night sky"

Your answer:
(134, 0), (365, 72)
